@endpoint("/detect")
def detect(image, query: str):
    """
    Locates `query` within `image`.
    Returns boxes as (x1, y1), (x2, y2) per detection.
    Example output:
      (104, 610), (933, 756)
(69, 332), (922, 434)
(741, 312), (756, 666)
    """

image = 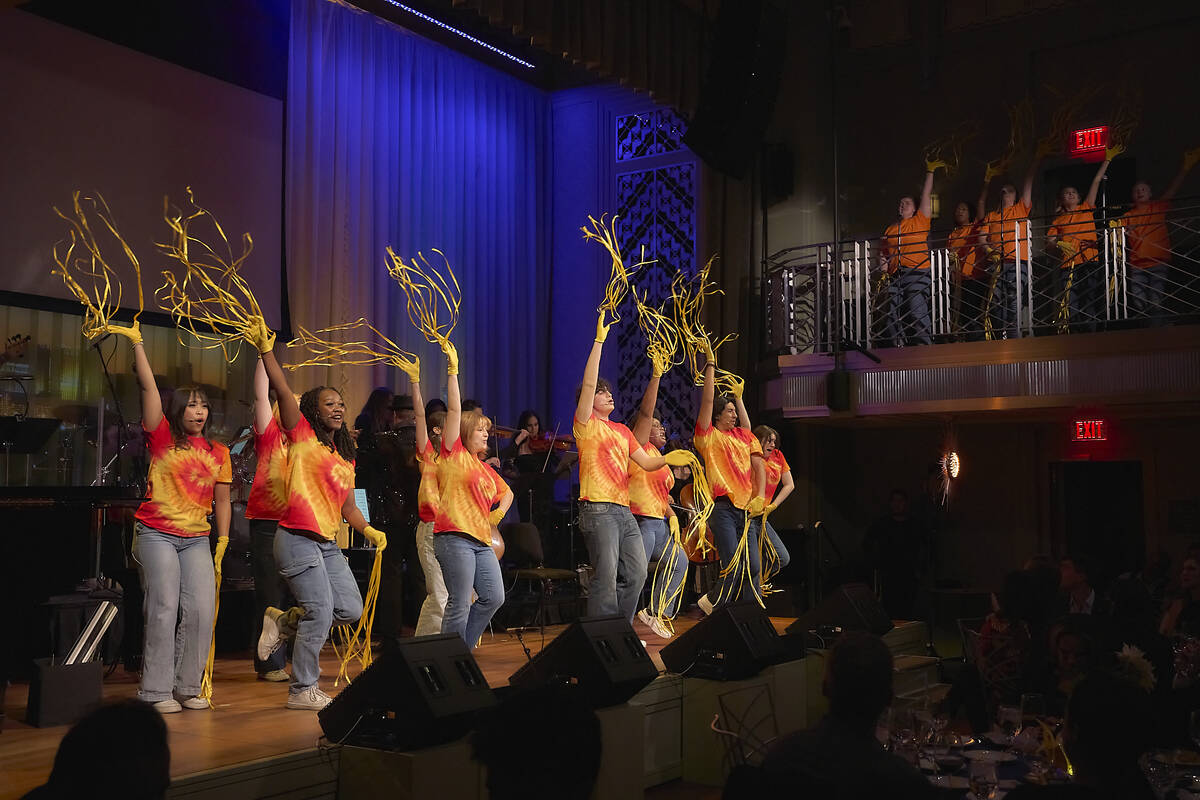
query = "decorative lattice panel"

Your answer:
(615, 108), (689, 163)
